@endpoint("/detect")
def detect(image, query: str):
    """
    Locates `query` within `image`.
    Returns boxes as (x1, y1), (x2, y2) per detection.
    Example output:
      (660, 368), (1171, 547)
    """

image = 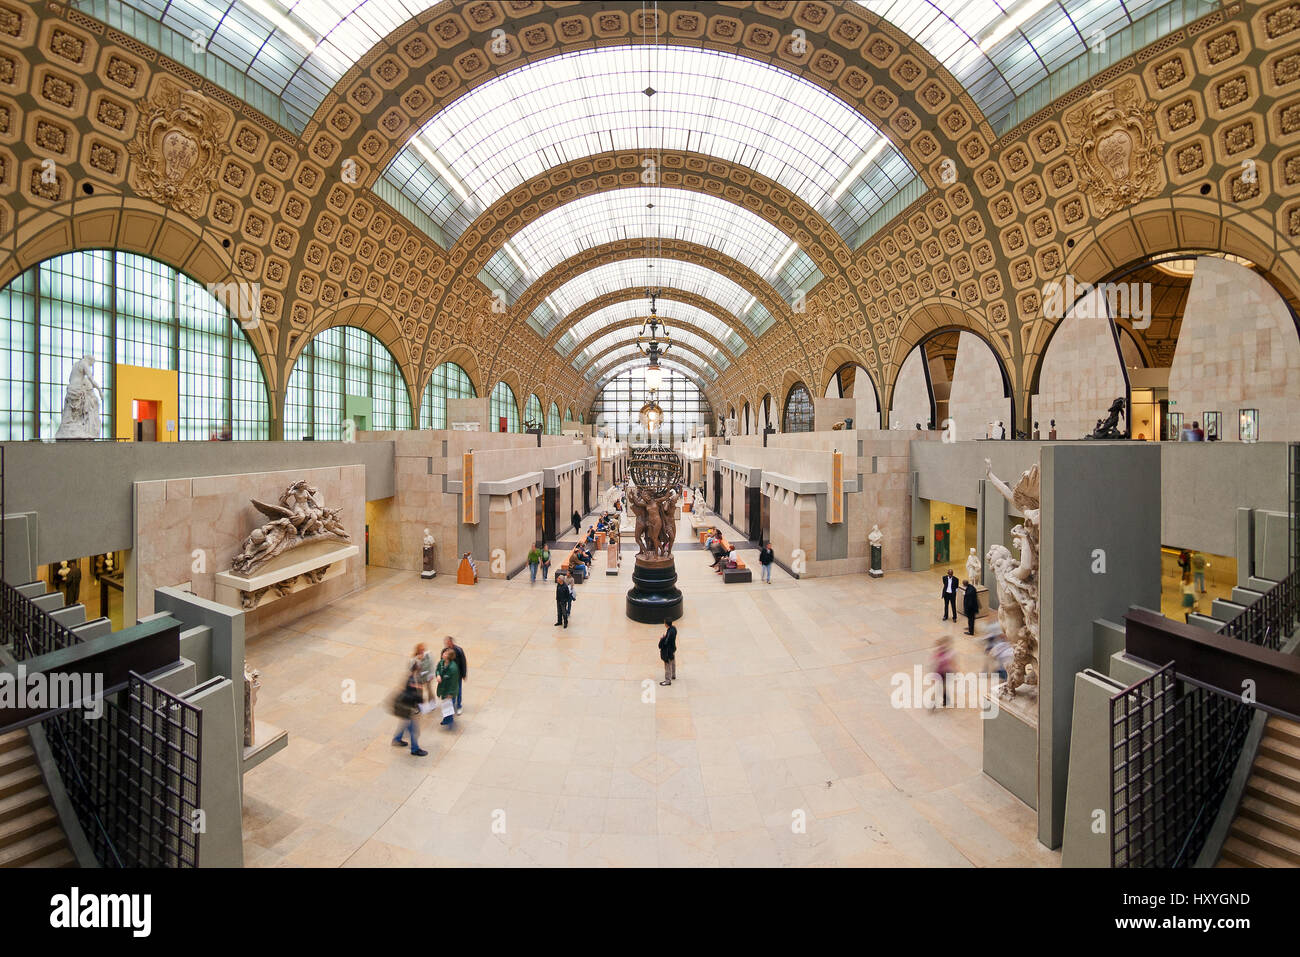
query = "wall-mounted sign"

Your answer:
(463, 451), (476, 523)
(829, 450), (843, 524)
